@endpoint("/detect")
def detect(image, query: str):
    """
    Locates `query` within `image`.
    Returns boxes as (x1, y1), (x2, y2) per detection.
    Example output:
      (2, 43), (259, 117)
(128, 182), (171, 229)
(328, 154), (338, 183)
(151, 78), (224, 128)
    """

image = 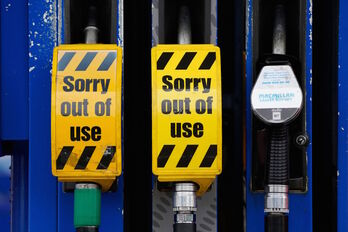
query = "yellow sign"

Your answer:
(152, 45), (222, 195)
(51, 44), (122, 190)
